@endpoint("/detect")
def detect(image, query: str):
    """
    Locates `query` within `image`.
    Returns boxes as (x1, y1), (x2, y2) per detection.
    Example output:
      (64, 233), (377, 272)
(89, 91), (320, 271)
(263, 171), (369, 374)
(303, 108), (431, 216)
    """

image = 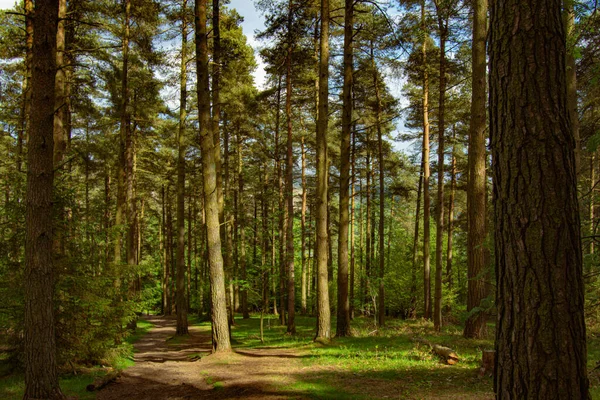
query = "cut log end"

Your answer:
(432, 344), (459, 365)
